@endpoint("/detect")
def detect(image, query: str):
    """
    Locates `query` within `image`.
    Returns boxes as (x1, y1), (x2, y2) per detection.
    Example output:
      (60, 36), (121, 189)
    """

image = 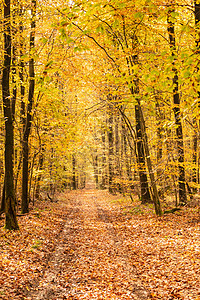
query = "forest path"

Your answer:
(28, 189), (149, 300)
